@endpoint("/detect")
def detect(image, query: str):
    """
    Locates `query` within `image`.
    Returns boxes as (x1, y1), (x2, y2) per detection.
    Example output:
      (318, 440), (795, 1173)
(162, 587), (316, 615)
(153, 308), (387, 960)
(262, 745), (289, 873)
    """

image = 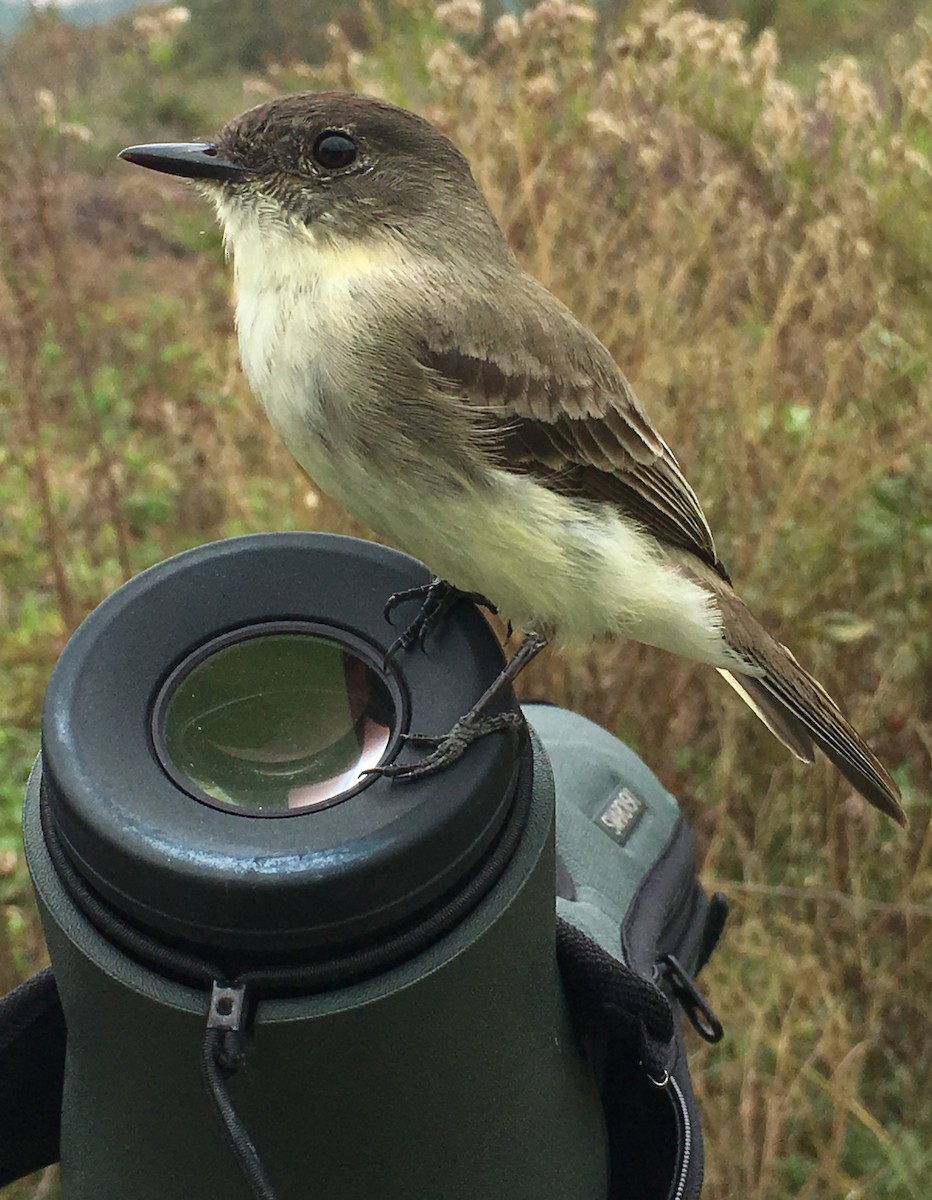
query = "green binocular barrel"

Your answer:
(26, 533), (609, 1200)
